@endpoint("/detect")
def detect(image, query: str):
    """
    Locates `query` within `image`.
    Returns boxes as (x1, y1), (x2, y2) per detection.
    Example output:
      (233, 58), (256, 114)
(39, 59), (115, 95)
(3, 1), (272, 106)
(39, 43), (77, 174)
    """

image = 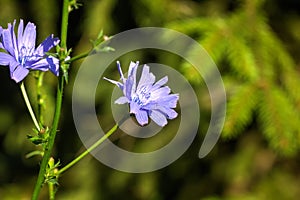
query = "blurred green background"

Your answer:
(1, 0), (300, 199)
